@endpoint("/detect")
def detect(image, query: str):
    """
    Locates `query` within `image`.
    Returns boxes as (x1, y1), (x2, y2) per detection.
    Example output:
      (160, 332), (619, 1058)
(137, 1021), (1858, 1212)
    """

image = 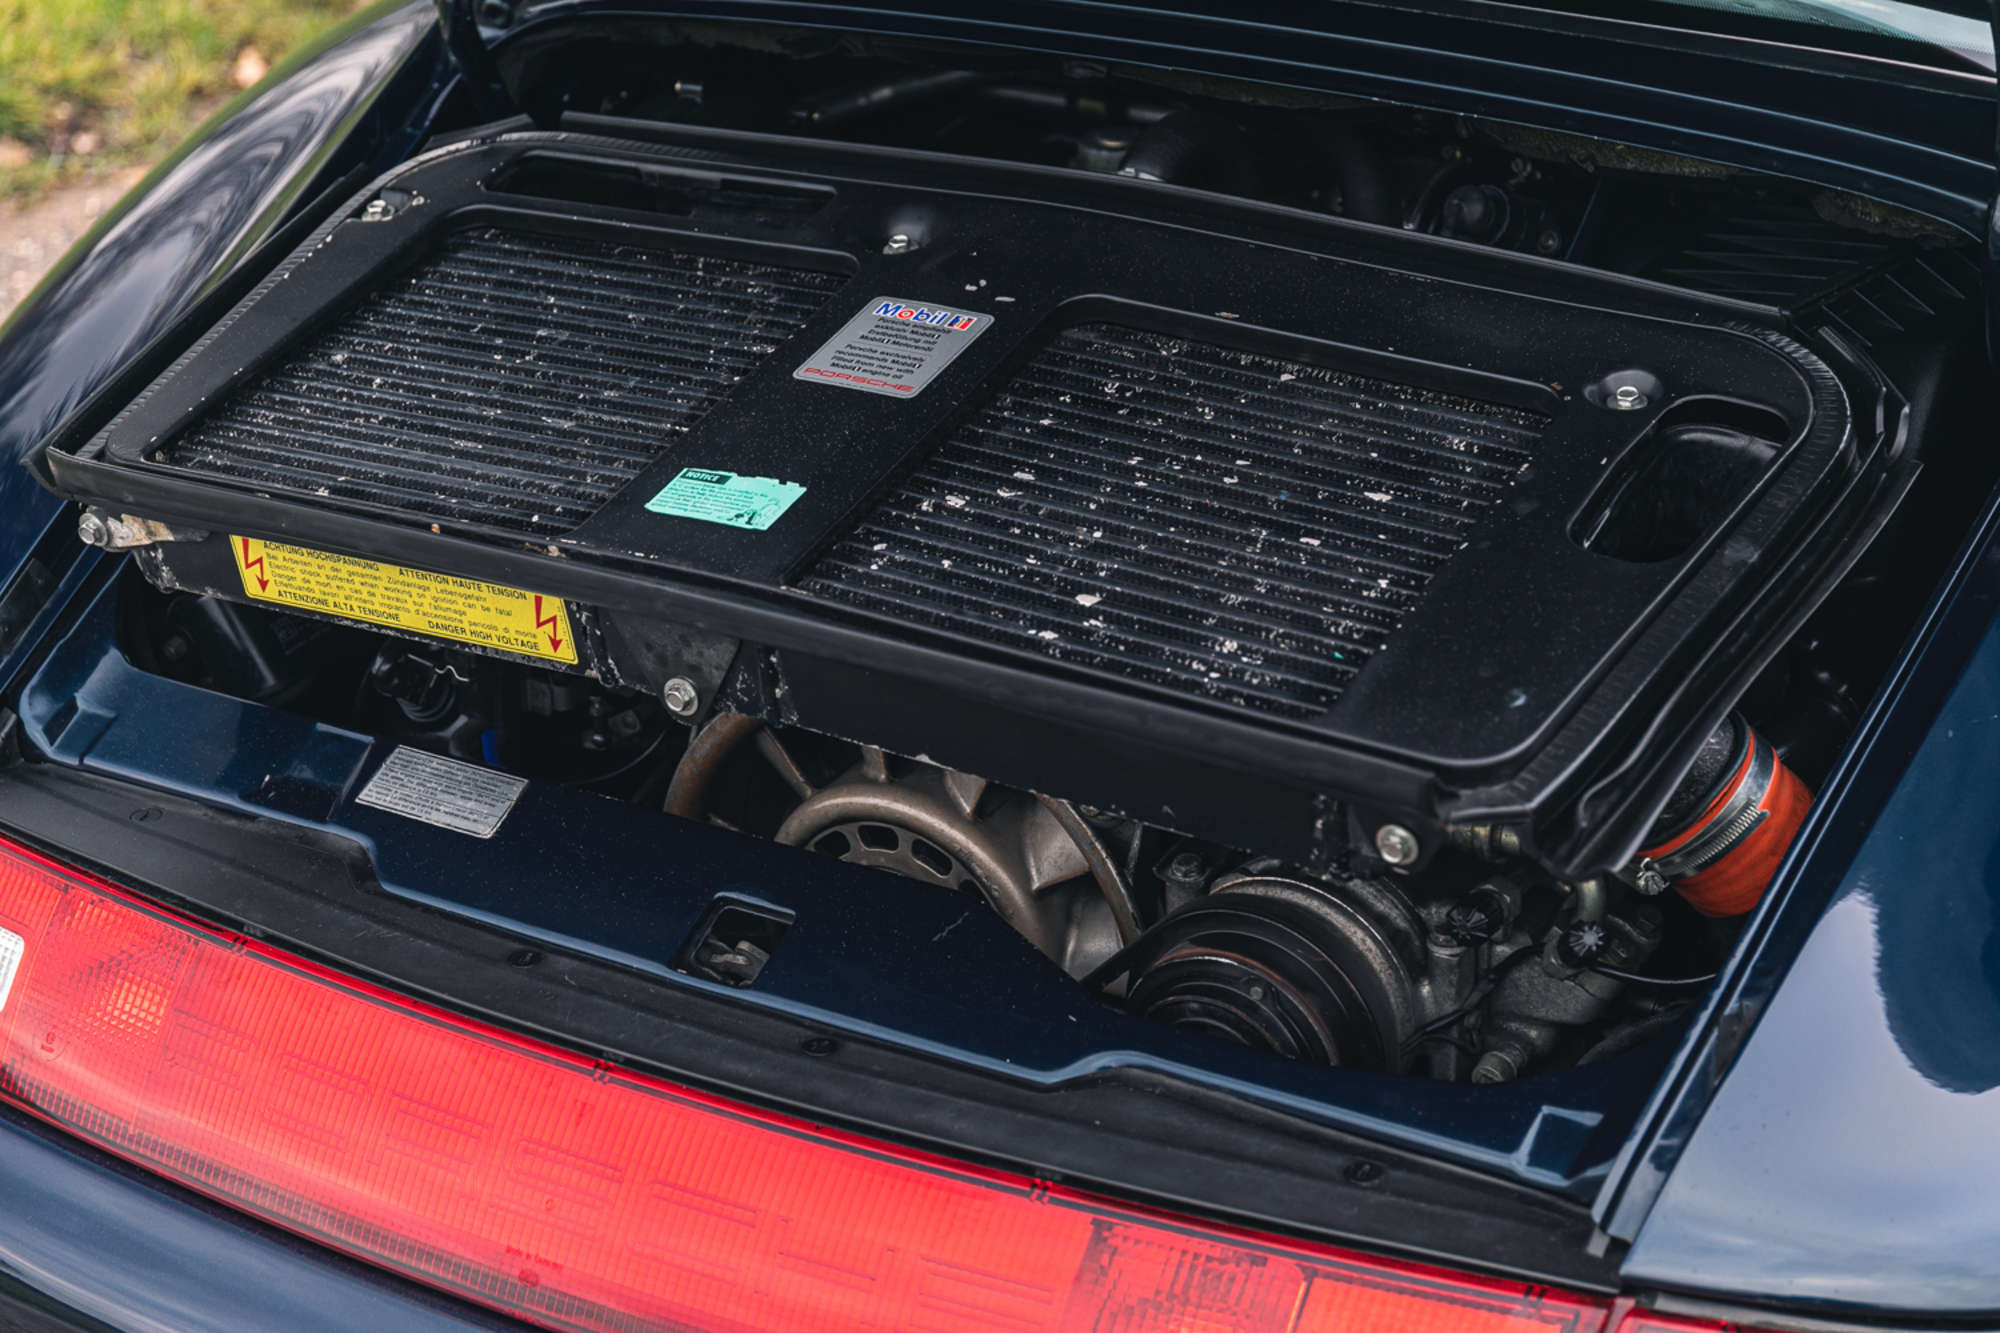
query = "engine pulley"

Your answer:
(1120, 873), (1423, 1070)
